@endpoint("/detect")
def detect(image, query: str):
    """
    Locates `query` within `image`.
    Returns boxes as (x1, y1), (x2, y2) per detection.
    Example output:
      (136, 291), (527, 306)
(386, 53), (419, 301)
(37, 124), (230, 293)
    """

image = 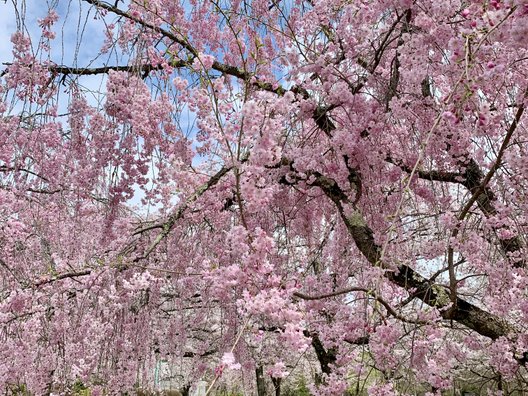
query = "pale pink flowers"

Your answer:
(221, 352), (241, 370)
